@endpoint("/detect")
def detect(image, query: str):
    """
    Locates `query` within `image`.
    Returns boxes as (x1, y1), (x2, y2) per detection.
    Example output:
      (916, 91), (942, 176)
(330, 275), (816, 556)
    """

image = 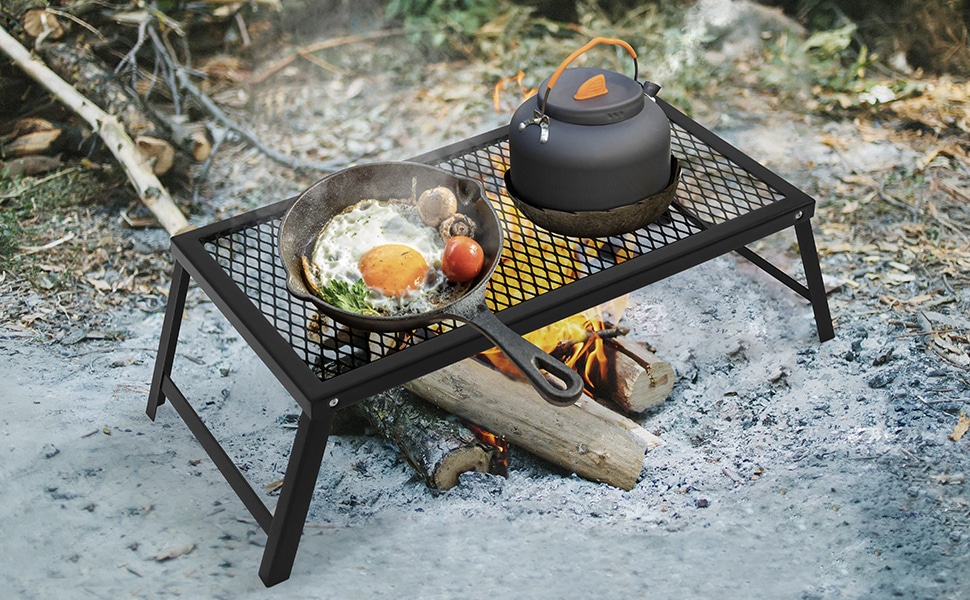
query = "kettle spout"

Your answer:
(642, 81), (662, 99)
